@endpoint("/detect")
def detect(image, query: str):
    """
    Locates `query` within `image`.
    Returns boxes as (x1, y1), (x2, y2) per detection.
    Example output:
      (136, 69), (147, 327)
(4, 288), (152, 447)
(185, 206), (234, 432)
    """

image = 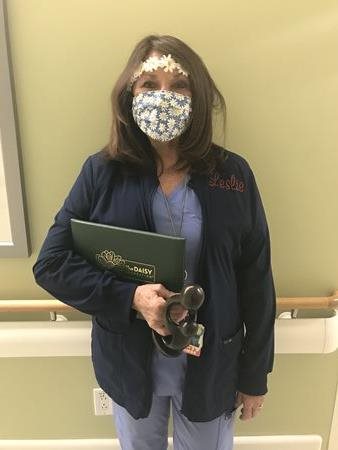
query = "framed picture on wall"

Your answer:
(0, 0), (29, 257)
